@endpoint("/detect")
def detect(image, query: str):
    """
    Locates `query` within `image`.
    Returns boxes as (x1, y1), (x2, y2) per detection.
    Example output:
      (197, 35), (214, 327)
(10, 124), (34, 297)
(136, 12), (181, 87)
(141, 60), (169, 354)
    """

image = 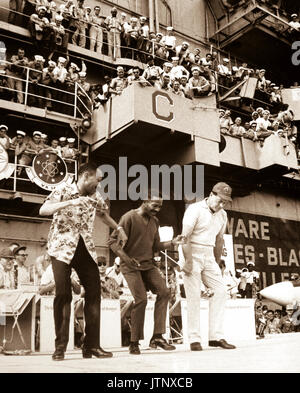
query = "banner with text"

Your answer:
(226, 211), (300, 287)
